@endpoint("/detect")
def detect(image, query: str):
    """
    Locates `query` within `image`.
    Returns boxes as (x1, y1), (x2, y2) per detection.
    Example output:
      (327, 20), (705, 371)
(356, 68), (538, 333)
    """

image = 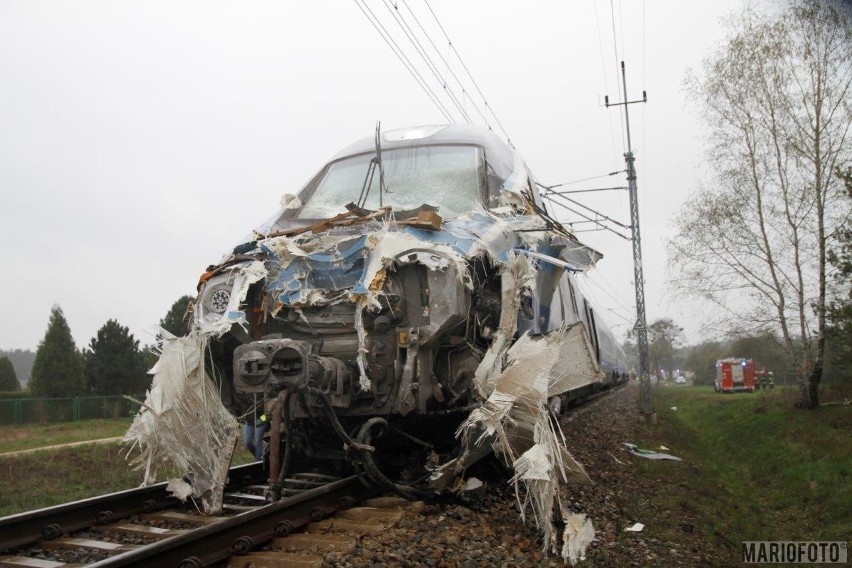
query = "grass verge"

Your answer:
(625, 384), (851, 564)
(0, 434), (258, 517)
(0, 443), (144, 517)
(0, 419), (133, 454)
